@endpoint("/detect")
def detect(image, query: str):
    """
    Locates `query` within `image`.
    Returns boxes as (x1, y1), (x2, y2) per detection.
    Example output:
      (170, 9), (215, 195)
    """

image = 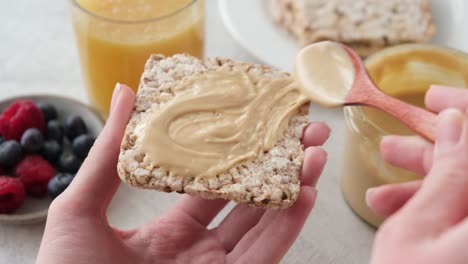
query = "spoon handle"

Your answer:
(356, 89), (437, 142)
